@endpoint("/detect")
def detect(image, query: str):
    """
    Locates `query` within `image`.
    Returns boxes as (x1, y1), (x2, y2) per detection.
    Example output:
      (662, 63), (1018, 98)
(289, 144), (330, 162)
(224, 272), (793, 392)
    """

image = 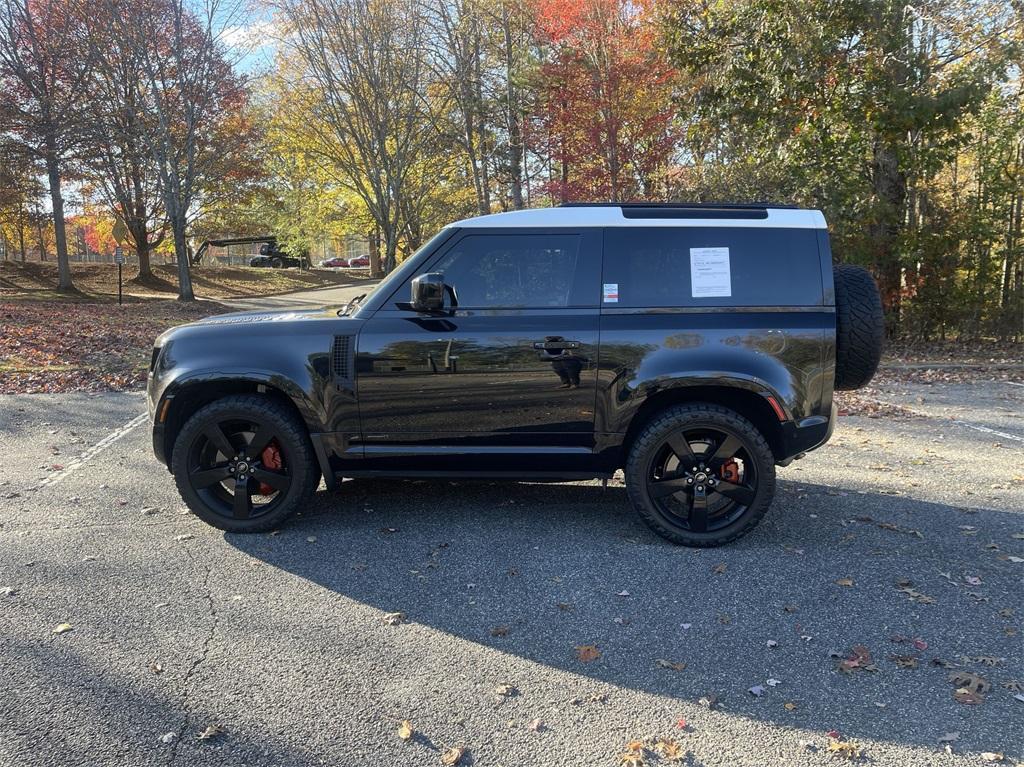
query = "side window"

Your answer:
(430, 233), (590, 309)
(602, 227), (823, 307)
